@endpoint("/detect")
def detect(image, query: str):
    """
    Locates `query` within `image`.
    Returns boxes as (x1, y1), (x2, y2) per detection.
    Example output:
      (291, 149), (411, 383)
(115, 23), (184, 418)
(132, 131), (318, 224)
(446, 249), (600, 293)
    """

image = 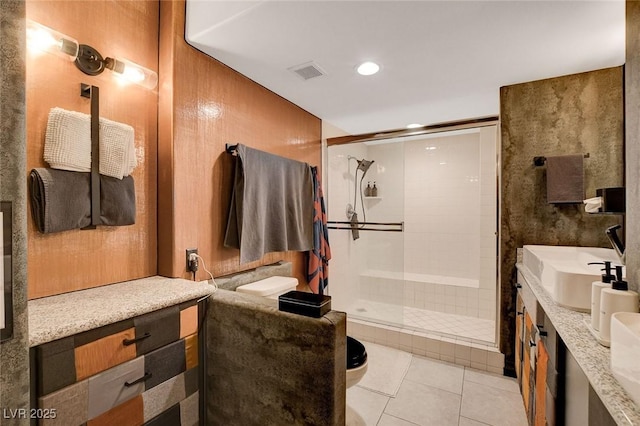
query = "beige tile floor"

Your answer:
(347, 341), (528, 426)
